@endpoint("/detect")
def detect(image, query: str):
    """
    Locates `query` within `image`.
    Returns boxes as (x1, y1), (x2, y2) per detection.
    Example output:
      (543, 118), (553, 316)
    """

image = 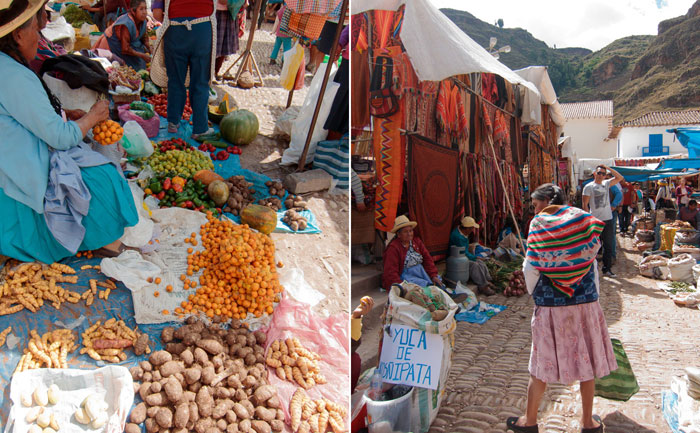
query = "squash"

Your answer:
(241, 204), (277, 235)
(220, 109), (259, 145)
(208, 95), (234, 124)
(194, 169), (224, 186)
(207, 180), (230, 206)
